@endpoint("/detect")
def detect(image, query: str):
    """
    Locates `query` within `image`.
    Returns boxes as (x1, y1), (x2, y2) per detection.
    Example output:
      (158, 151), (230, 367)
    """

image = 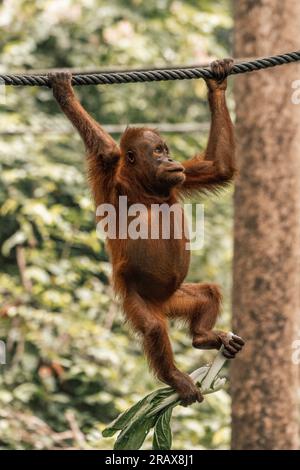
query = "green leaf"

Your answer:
(102, 392), (156, 437)
(153, 407), (173, 450)
(13, 383), (39, 403)
(109, 390), (173, 449)
(2, 230), (26, 256)
(114, 415), (156, 450)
